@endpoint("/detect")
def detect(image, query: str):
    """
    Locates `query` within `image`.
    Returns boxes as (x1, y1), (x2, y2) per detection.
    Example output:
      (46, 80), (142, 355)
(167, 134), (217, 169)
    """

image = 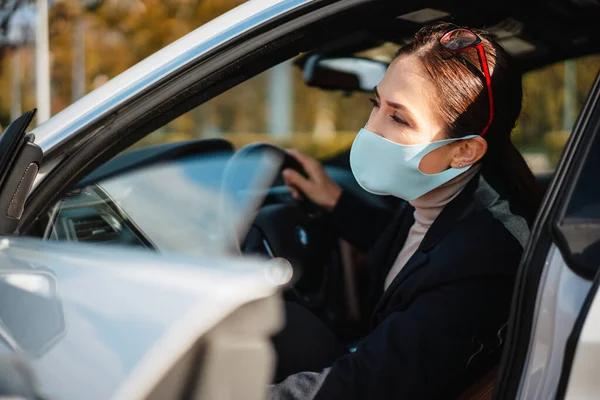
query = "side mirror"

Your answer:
(302, 55), (388, 92)
(0, 270), (65, 357)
